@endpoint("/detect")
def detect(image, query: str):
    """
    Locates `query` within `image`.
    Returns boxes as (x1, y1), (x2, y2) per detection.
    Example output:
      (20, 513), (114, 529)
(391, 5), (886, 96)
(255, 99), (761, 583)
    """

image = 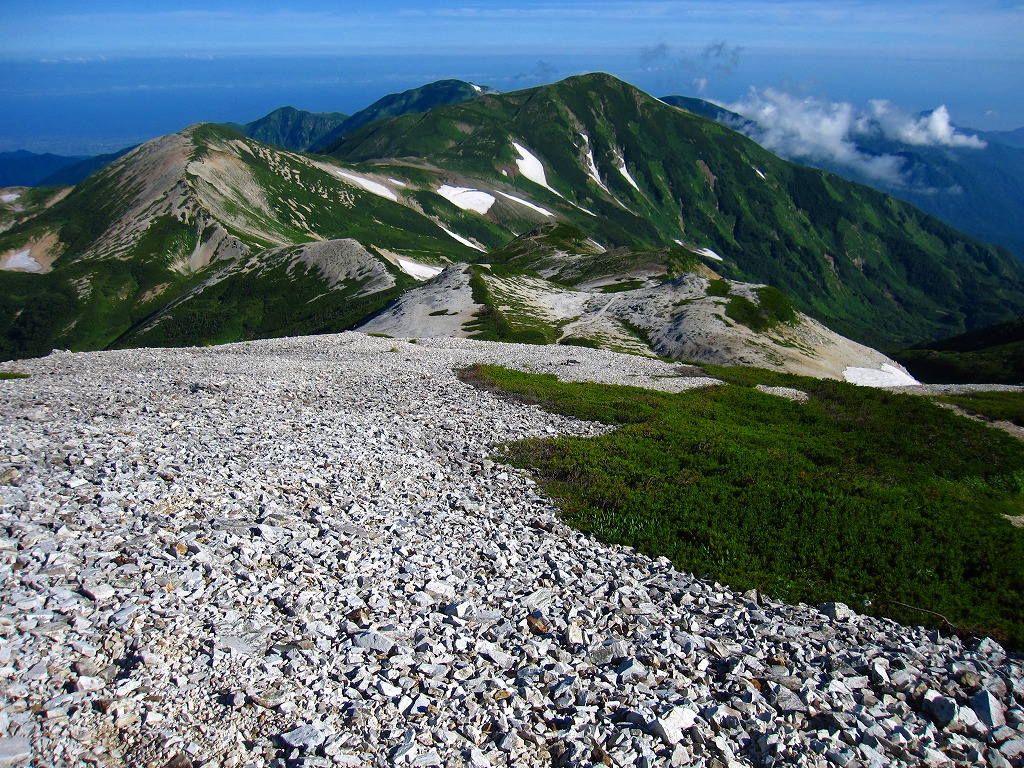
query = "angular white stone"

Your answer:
(82, 584), (116, 602)
(281, 724), (325, 750)
(74, 675), (105, 692)
(649, 706), (698, 745)
(971, 689), (1006, 729)
(0, 738), (31, 766)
